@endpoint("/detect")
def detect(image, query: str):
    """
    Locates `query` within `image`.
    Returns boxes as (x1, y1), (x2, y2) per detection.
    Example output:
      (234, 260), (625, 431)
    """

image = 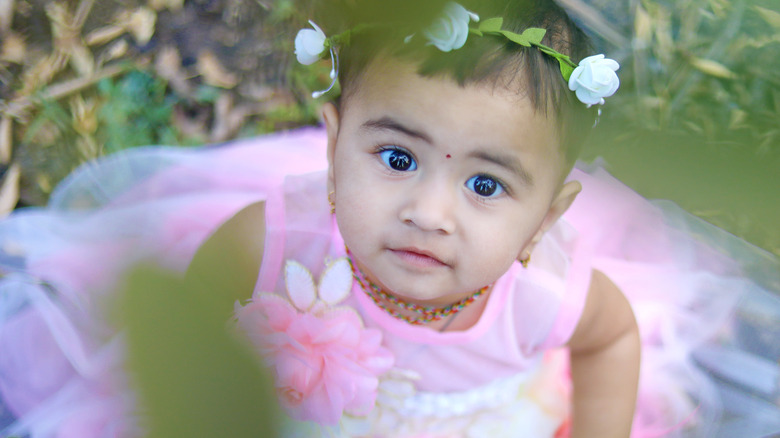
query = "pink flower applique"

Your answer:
(235, 258), (394, 426)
